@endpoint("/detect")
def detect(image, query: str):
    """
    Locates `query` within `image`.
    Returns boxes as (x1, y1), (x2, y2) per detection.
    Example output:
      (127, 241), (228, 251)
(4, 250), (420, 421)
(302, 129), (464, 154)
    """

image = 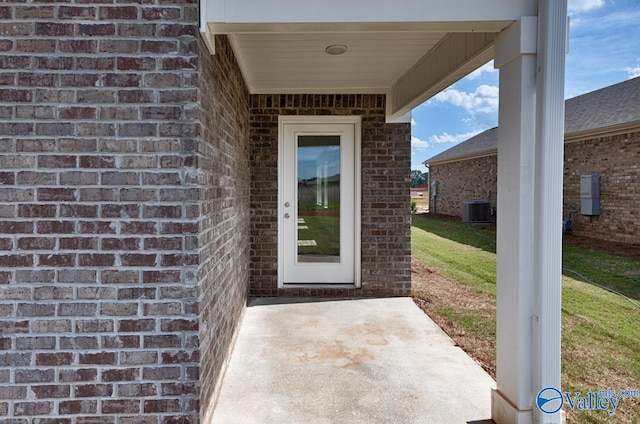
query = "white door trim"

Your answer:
(277, 116), (361, 288)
